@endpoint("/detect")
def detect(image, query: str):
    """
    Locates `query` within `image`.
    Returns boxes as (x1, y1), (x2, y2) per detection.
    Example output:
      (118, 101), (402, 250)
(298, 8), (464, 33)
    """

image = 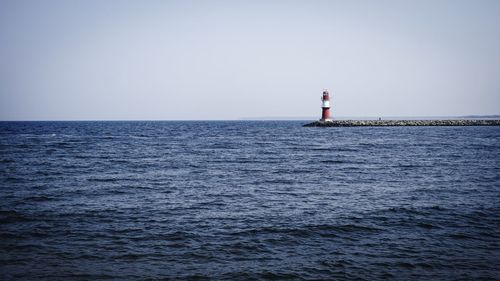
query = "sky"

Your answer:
(1, 0), (499, 120)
